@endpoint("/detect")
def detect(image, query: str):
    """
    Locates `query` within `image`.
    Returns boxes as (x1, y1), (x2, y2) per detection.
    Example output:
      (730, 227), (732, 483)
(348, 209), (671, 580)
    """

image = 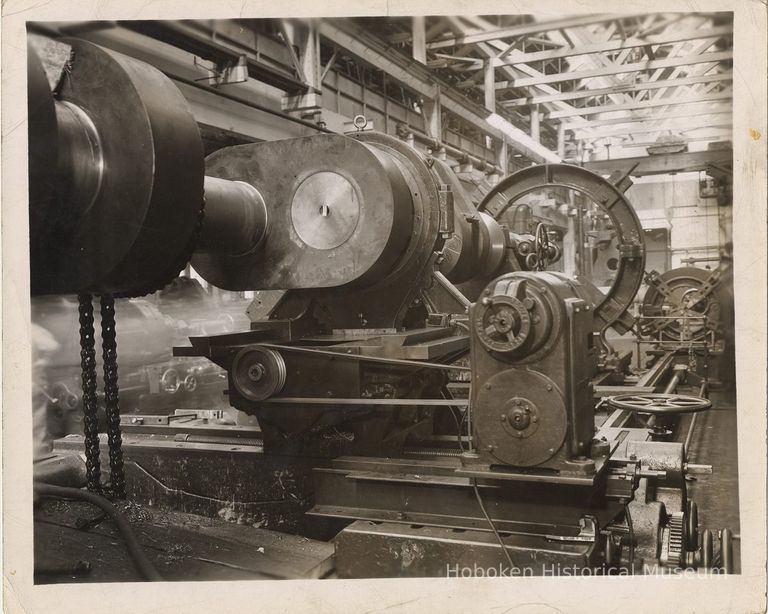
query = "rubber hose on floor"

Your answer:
(33, 482), (163, 581)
